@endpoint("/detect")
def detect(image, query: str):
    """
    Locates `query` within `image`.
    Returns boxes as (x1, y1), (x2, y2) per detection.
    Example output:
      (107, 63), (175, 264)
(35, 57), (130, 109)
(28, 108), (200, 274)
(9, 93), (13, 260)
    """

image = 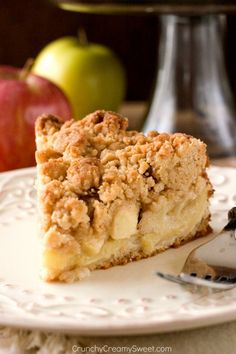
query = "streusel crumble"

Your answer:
(35, 110), (213, 282)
